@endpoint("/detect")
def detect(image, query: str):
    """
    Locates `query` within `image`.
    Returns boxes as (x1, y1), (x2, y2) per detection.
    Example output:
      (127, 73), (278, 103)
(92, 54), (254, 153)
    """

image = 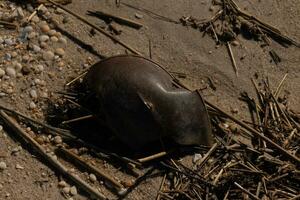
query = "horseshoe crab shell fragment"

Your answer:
(84, 55), (213, 149)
